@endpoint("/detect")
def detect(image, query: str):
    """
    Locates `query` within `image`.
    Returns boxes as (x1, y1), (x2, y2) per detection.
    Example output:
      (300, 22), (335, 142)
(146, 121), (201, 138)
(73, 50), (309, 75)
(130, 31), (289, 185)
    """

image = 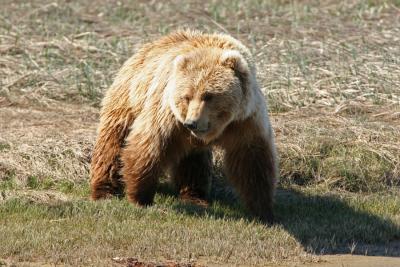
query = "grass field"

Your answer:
(1, 0), (400, 266)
